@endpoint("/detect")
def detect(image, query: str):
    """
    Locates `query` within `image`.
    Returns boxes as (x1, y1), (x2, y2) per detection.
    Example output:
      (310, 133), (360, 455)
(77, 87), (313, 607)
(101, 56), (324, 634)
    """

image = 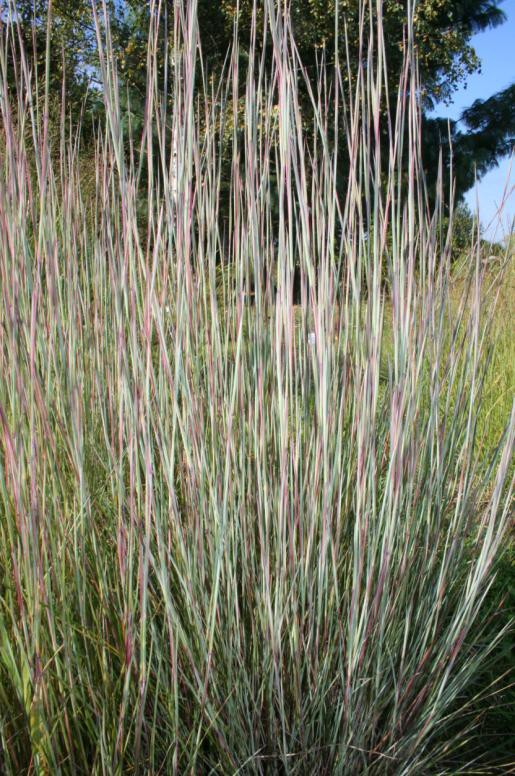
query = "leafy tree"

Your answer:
(101, 1), (506, 110)
(104, 1), (510, 208)
(6, 1), (510, 220)
(460, 82), (515, 165)
(212, 0), (506, 105)
(3, 0), (96, 101)
(422, 82), (514, 202)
